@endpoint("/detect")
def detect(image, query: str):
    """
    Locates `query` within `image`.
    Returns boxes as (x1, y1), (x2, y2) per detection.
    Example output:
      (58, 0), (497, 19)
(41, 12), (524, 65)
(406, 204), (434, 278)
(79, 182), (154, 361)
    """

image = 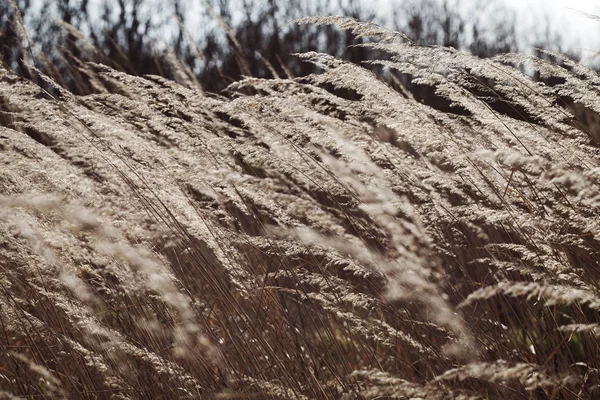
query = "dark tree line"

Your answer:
(0, 0), (571, 94)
